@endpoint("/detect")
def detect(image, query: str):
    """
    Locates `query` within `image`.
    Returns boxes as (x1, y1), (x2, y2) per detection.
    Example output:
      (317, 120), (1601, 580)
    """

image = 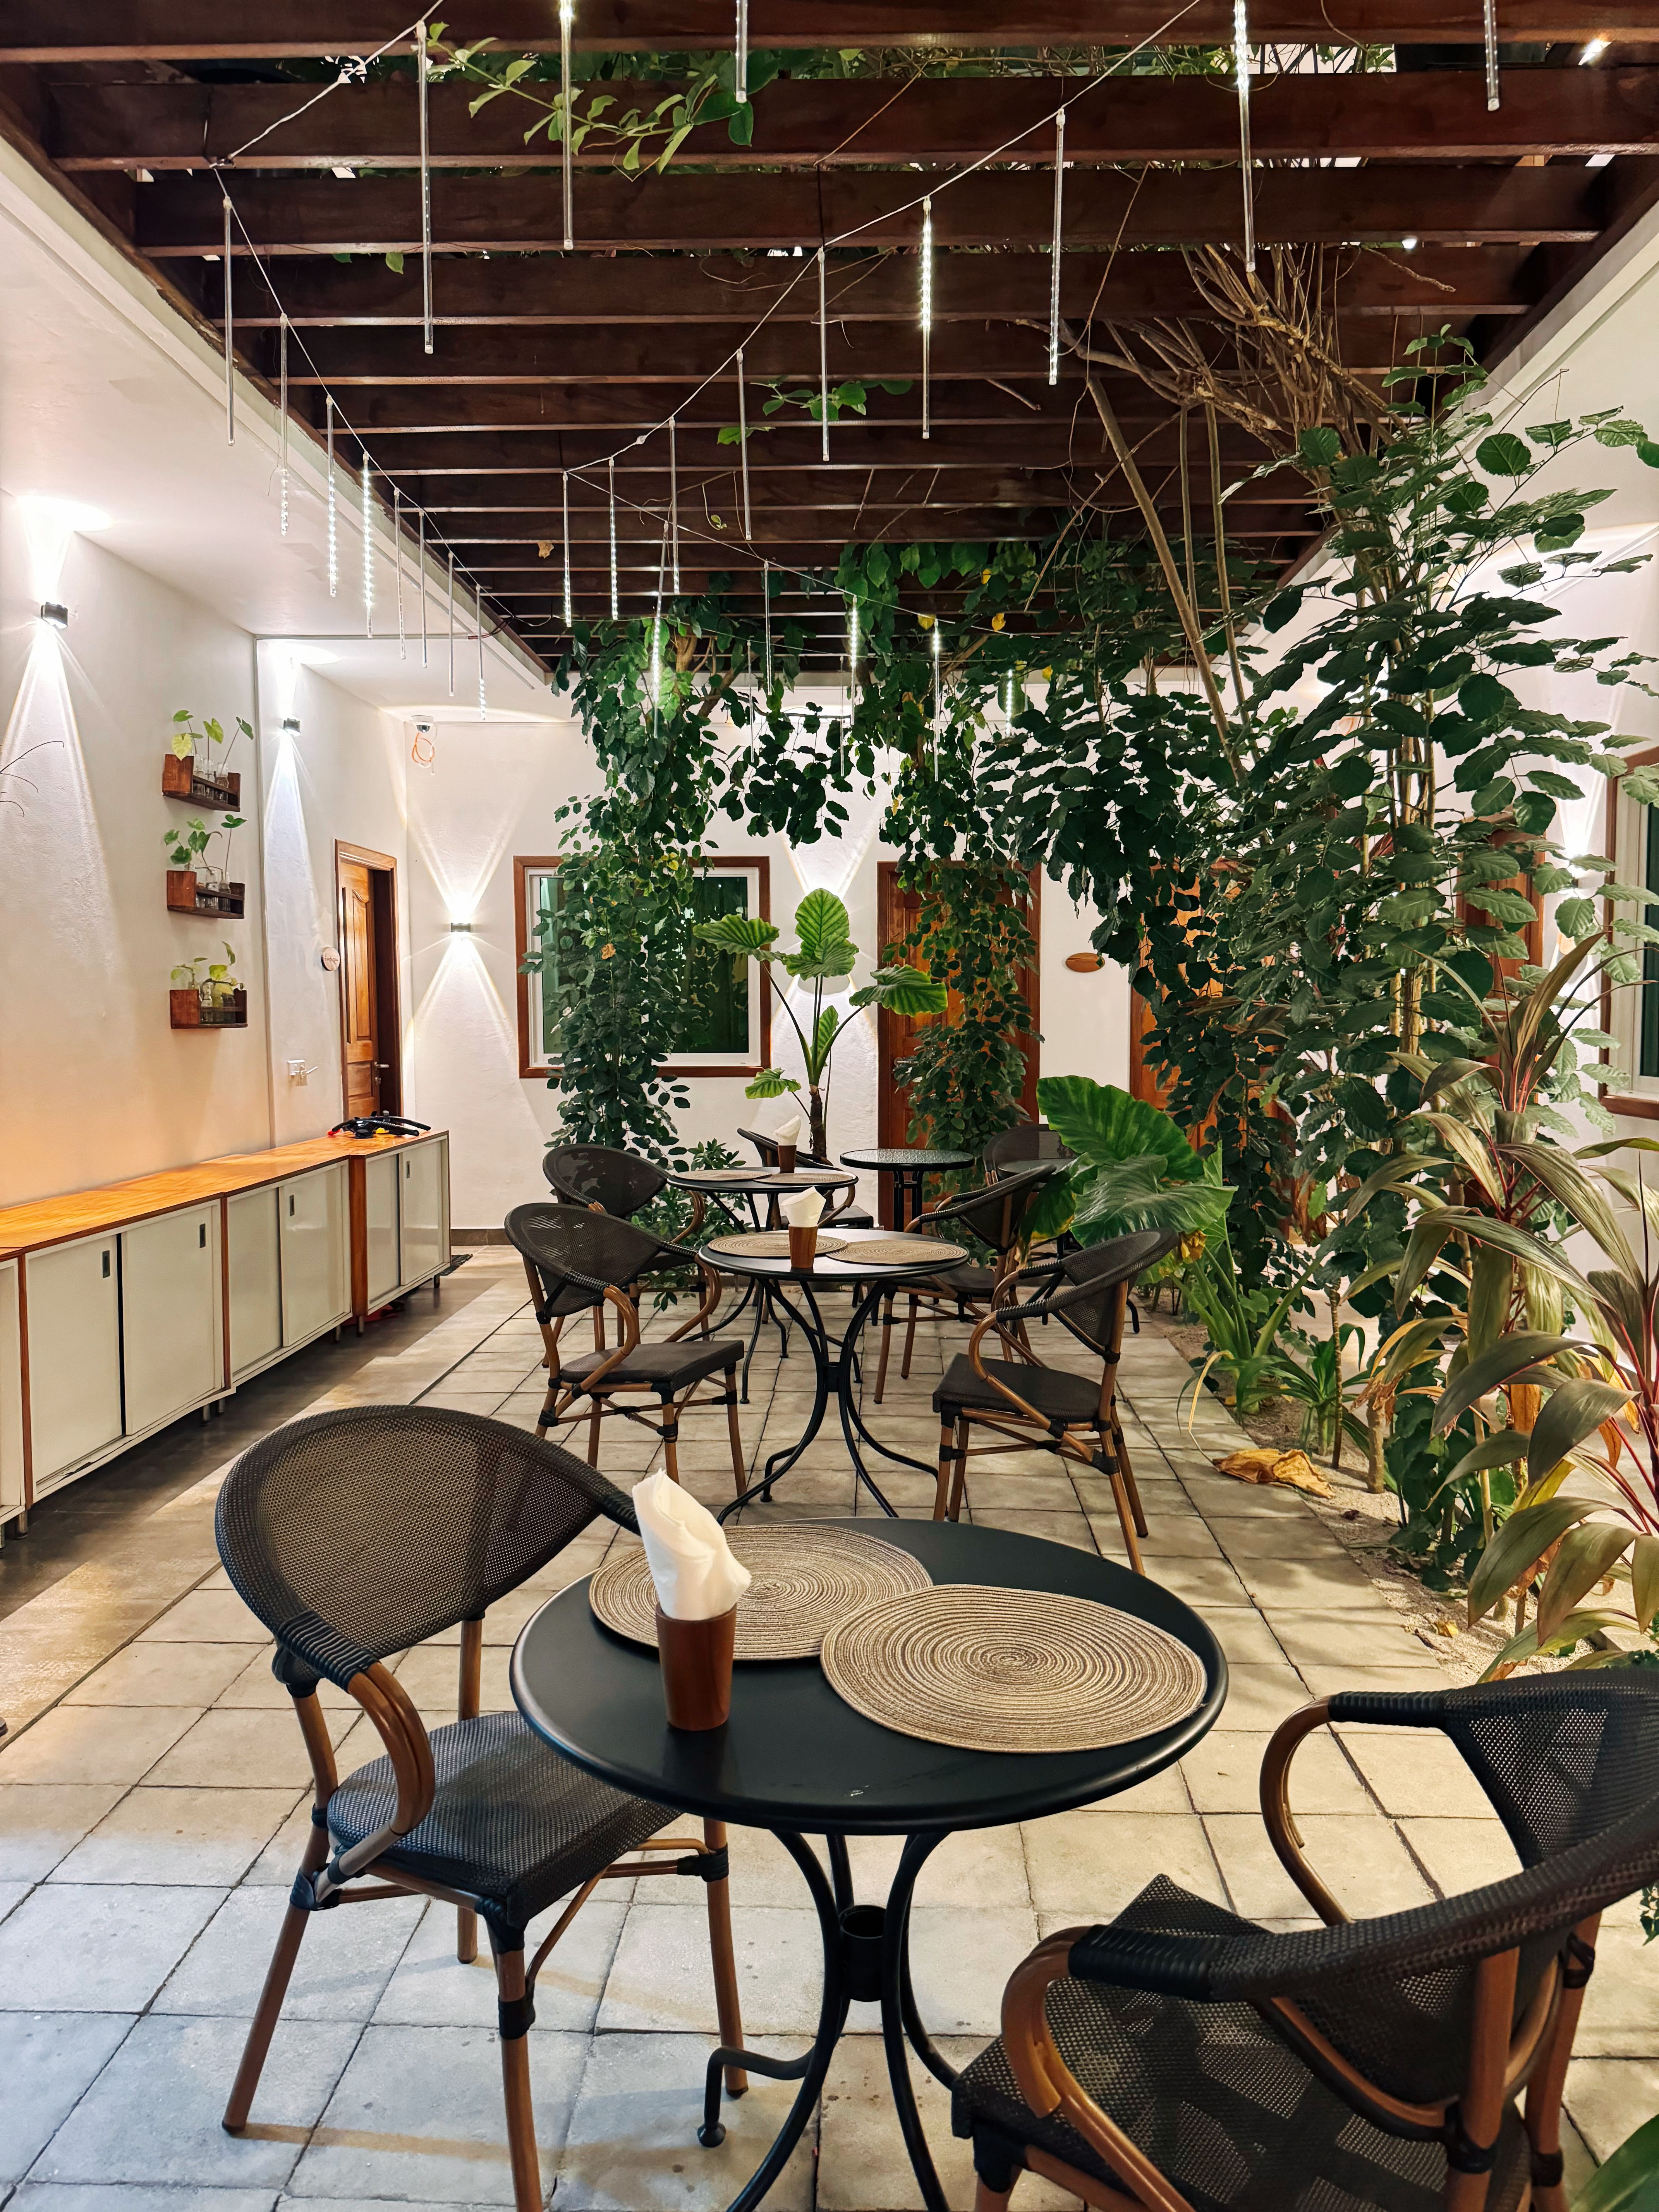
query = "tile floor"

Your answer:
(0, 1248), (1653, 2212)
